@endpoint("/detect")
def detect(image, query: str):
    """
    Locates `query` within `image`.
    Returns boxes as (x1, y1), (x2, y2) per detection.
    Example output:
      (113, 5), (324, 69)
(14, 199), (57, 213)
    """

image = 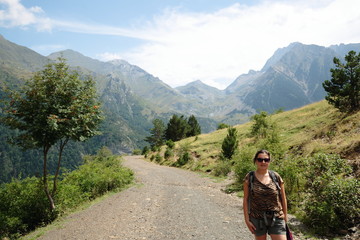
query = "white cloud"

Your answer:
(1, 0), (359, 89)
(111, 0), (360, 89)
(0, 0), (51, 30)
(97, 52), (123, 62)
